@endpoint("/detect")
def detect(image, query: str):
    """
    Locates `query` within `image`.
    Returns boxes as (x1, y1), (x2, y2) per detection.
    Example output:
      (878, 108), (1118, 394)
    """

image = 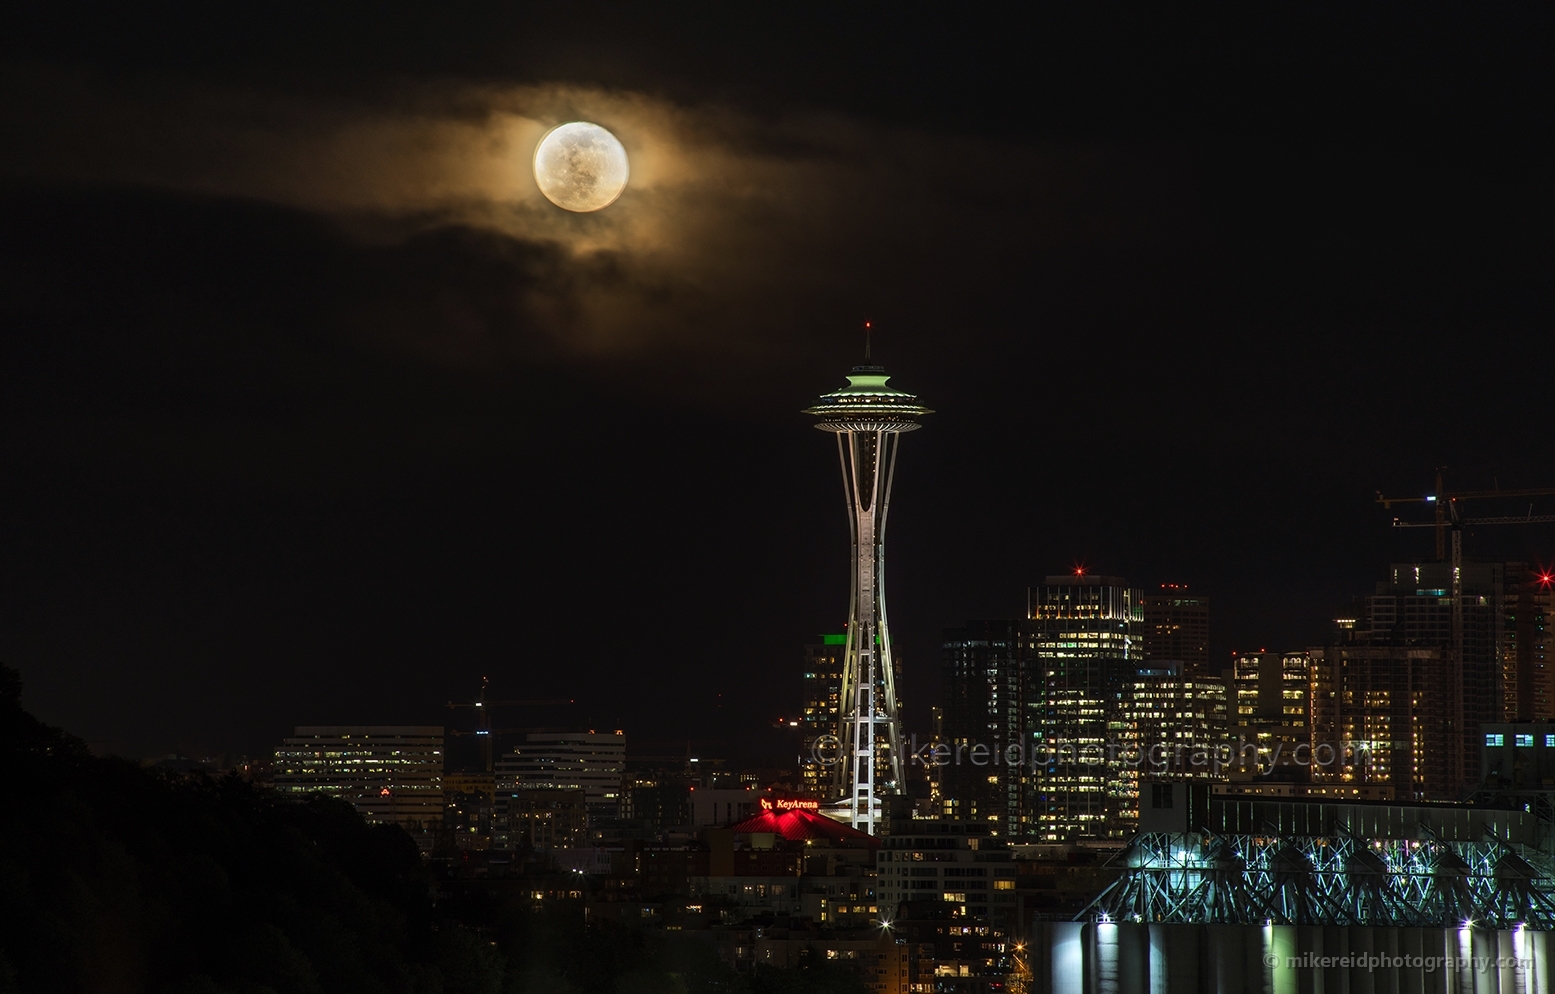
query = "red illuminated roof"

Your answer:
(728, 807), (879, 846)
